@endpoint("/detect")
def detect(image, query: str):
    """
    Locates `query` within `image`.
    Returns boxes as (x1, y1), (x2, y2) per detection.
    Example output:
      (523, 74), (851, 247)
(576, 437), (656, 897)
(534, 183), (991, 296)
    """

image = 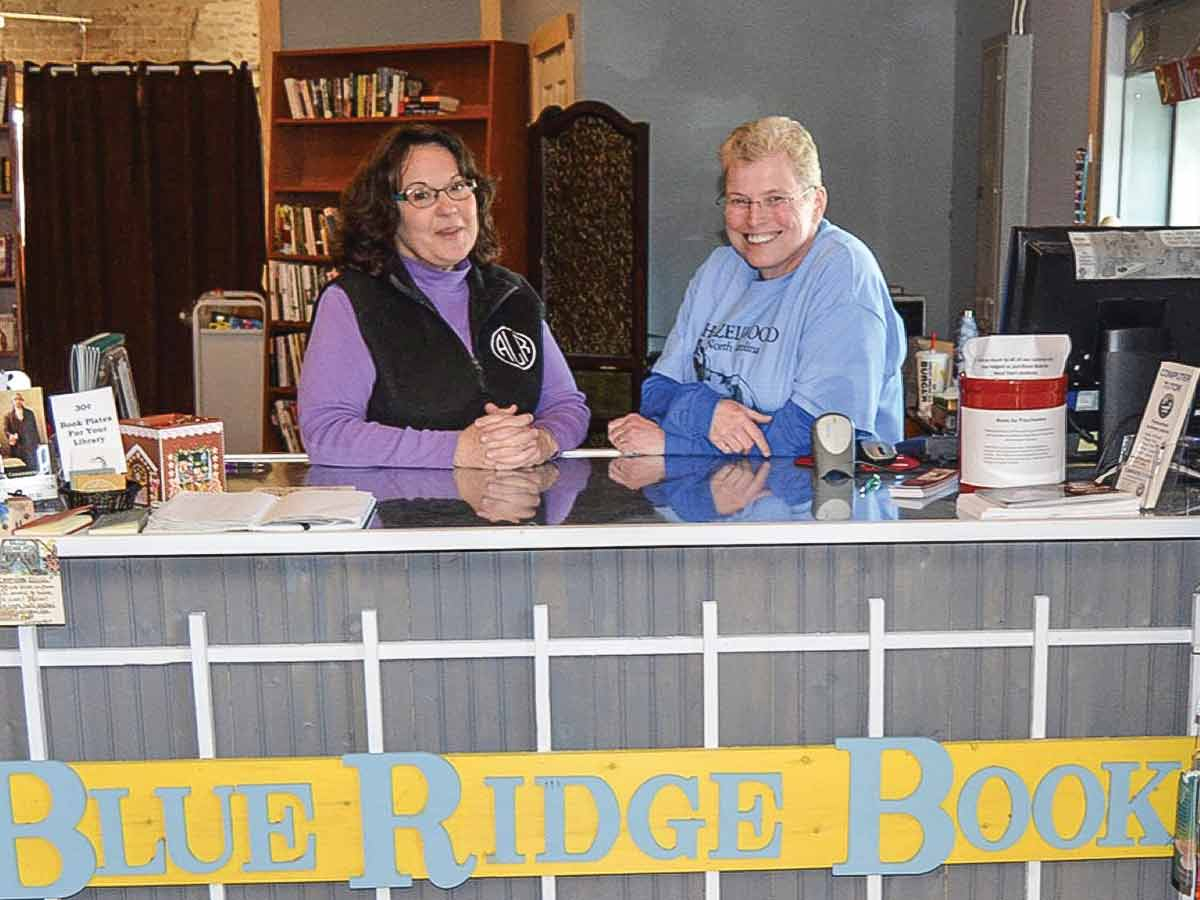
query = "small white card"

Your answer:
(50, 387), (128, 479)
(1116, 362), (1200, 509)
